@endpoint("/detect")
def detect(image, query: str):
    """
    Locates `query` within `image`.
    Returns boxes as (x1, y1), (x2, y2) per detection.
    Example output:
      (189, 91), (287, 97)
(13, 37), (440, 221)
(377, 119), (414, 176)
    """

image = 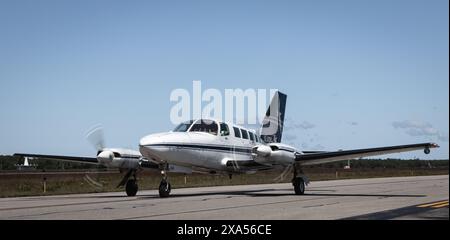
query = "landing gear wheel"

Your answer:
(159, 180), (171, 198)
(125, 179), (138, 197)
(293, 178), (305, 195)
